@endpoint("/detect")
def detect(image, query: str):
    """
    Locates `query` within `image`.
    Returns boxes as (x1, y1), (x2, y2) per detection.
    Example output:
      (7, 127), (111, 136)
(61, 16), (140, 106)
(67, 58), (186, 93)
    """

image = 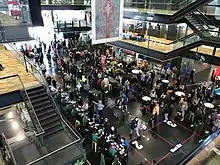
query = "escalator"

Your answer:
(171, 0), (214, 21)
